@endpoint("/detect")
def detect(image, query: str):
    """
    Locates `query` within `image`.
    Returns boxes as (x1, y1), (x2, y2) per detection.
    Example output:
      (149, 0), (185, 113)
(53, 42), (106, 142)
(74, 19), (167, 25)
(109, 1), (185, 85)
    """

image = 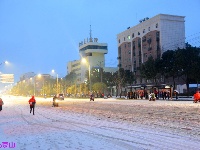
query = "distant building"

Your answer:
(20, 72), (35, 81)
(20, 72), (51, 88)
(117, 14), (185, 86)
